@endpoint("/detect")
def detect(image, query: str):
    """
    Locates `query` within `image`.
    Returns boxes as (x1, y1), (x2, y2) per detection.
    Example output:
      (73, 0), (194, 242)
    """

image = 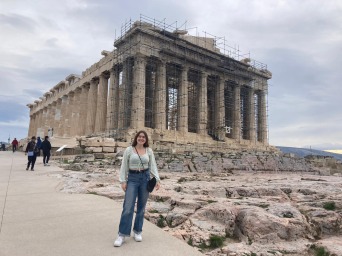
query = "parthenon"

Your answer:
(27, 17), (272, 151)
